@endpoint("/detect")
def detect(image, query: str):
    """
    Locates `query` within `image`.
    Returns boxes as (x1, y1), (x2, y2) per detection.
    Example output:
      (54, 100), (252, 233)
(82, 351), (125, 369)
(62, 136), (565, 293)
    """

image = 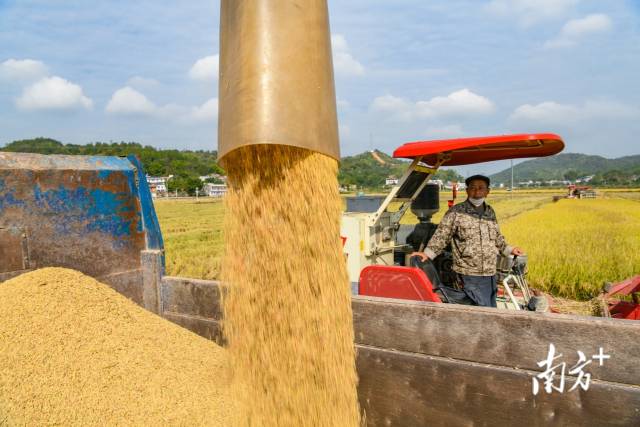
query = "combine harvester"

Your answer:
(1, 143), (639, 426)
(341, 133), (562, 312)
